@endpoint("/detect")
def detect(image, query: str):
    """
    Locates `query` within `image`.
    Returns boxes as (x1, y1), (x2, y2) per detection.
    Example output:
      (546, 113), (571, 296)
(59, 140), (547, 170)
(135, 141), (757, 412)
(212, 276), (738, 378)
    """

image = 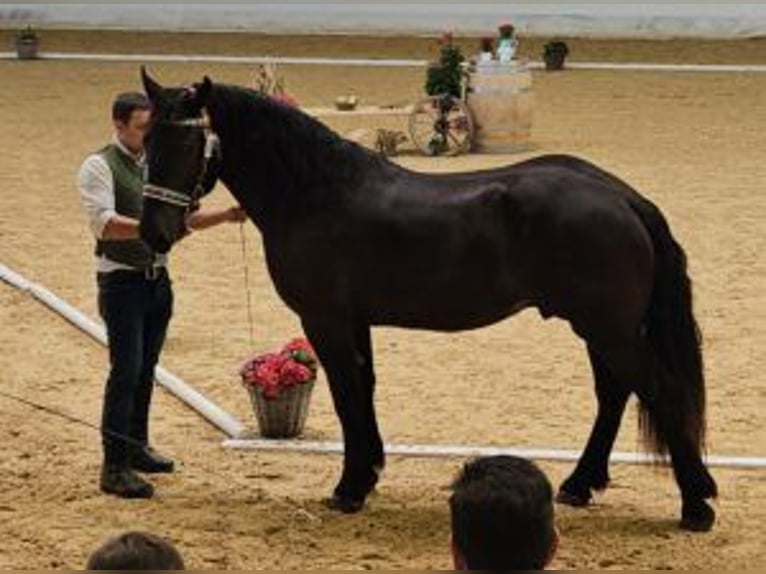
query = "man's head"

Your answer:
(450, 456), (558, 571)
(86, 531), (185, 570)
(112, 92), (151, 155)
